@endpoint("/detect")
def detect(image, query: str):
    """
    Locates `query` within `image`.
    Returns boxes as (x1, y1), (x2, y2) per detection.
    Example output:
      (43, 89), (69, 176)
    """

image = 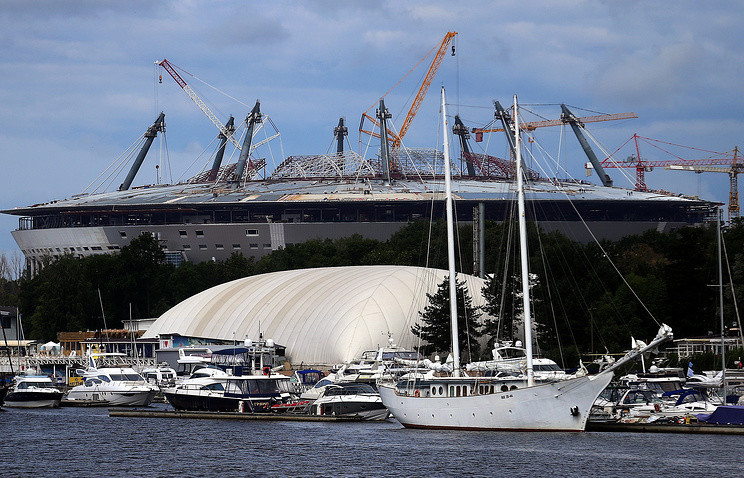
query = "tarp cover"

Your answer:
(697, 406), (744, 425)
